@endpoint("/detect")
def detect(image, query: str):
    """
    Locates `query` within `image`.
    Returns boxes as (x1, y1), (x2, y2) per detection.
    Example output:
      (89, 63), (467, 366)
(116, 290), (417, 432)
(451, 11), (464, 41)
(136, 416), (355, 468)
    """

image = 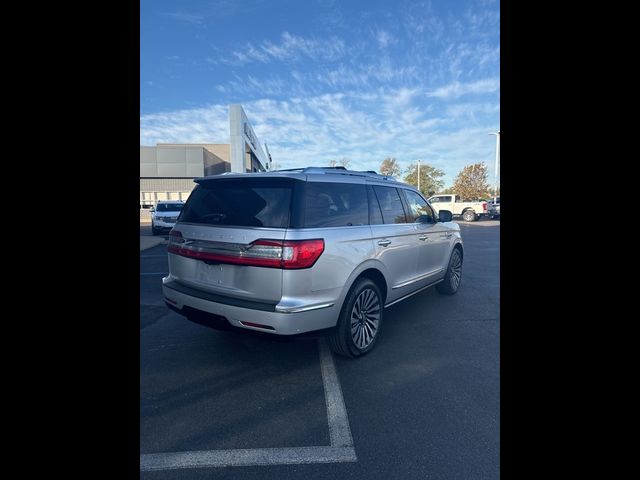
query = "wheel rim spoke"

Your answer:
(350, 289), (380, 349)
